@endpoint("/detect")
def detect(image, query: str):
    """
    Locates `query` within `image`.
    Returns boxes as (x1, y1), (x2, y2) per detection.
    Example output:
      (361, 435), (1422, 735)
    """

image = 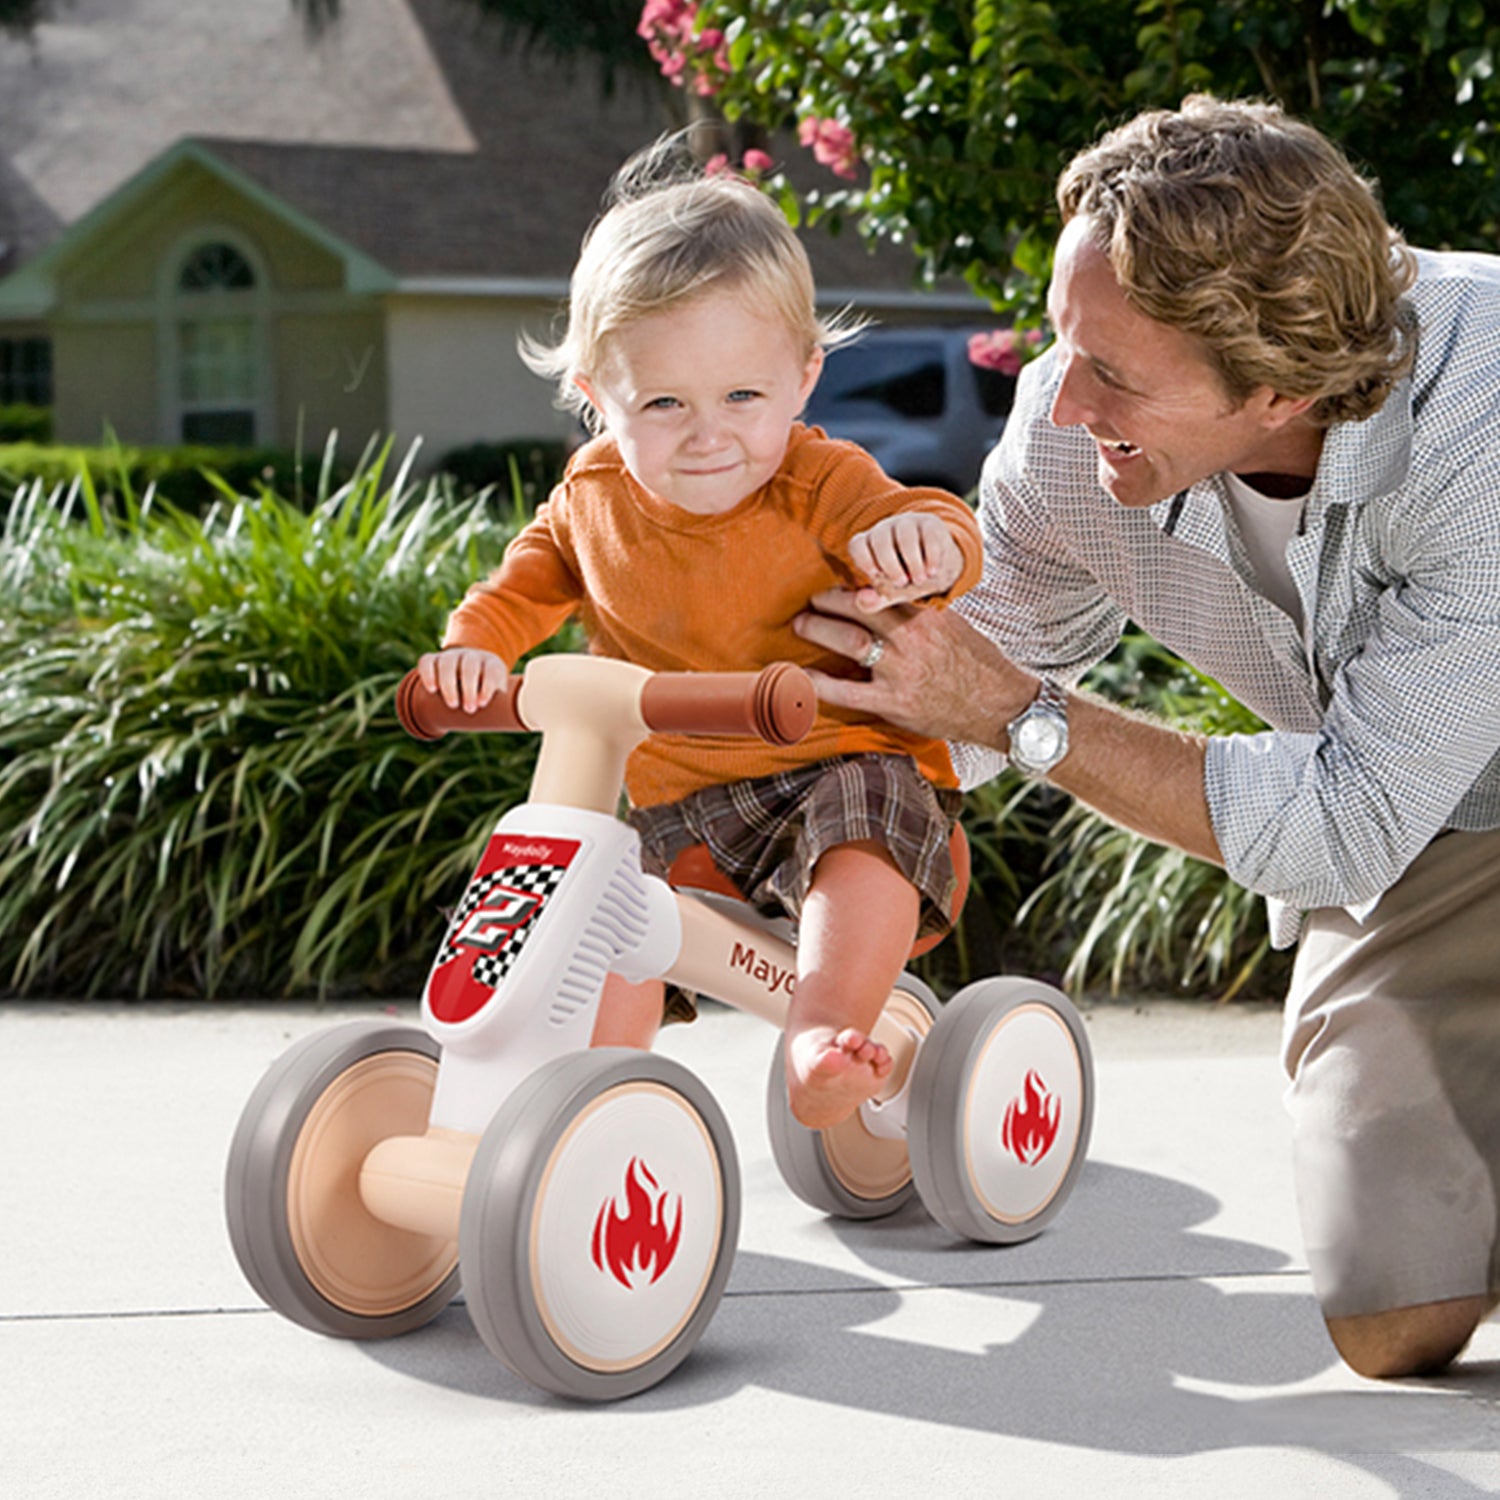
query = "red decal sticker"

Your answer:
(1001, 1069), (1061, 1166)
(425, 835), (580, 1025)
(591, 1158), (682, 1289)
